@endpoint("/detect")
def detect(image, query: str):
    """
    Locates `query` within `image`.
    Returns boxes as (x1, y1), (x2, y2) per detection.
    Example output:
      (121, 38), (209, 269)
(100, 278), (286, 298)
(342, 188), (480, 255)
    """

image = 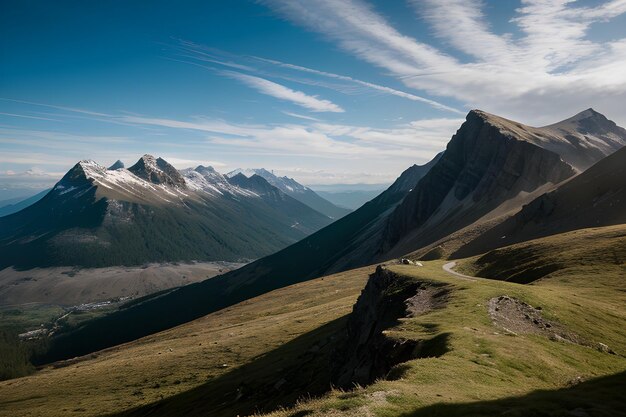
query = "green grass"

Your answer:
(258, 229), (626, 416)
(0, 267), (371, 417)
(0, 226), (624, 417)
